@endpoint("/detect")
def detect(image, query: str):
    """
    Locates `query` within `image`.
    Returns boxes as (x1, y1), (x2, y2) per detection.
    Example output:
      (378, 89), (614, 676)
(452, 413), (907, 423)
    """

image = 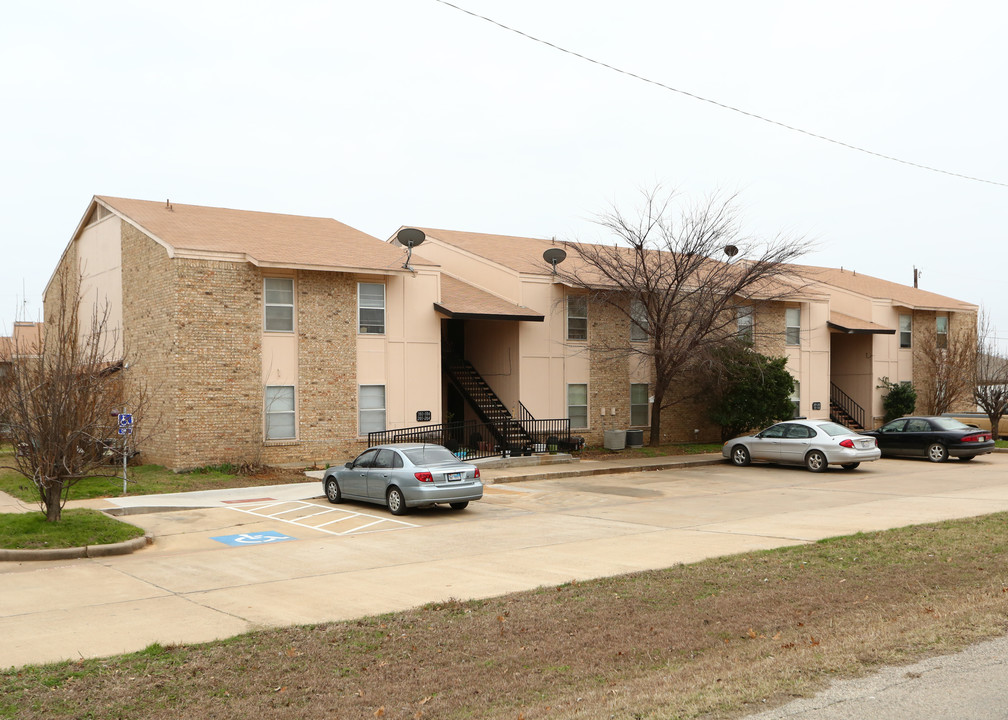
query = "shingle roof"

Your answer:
(96, 197), (435, 273)
(827, 311), (895, 334)
(436, 275), (543, 321)
(790, 264), (975, 312)
(415, 228), (567, 276)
